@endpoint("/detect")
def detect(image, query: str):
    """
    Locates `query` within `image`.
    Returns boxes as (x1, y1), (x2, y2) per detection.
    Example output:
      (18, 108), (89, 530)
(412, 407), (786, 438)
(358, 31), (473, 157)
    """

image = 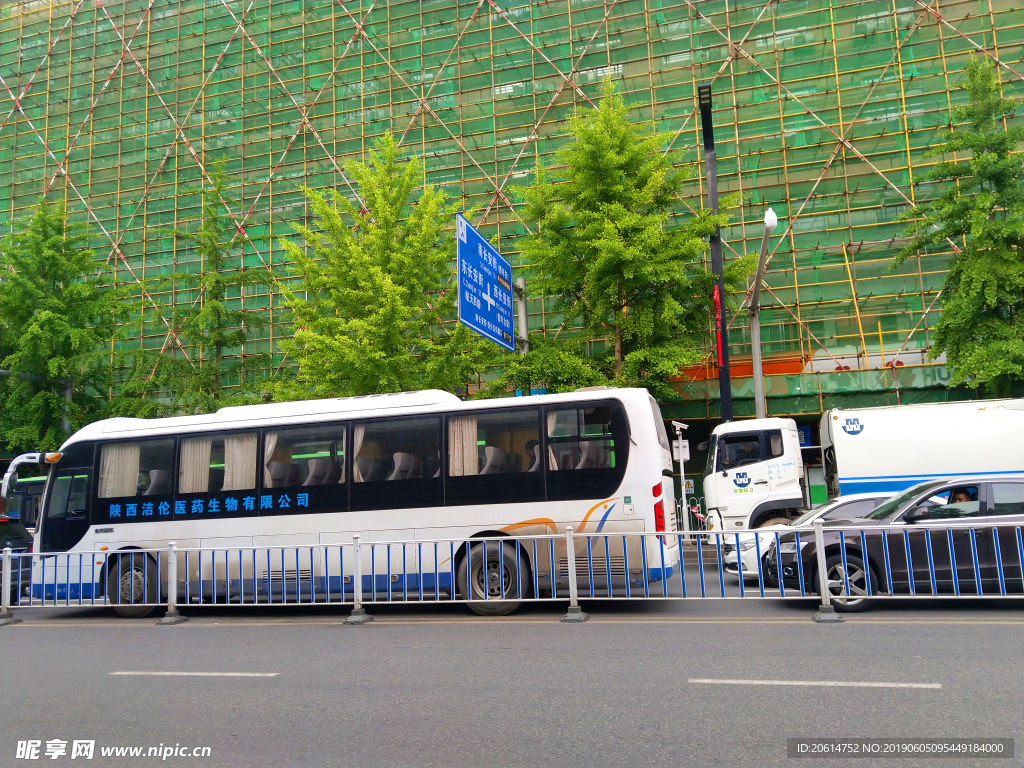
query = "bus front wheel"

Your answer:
(459, 542), (529, 616)
(107, 552), (158, 619)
